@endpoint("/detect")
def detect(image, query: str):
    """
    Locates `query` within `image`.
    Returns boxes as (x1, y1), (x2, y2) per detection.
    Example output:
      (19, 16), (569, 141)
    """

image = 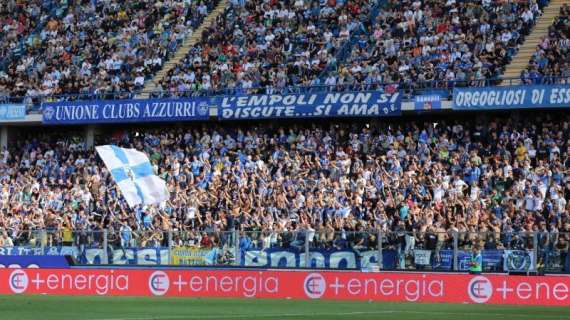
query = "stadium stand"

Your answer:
(0, 1), (65, 57)
(138, 0), (230, 98)
(333, 0), (550, 95)
(152, 0), (552, 98)
(0, 1), (51, 65)
(152, 0), (379, 97)
(1, 114), (569, 264)
(0, 0), (61, 103)
(0, 0), (219, 105)
(0, 0), (568, 273)
(521, 3), (570, 83)
(0, 0), (565, 105)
